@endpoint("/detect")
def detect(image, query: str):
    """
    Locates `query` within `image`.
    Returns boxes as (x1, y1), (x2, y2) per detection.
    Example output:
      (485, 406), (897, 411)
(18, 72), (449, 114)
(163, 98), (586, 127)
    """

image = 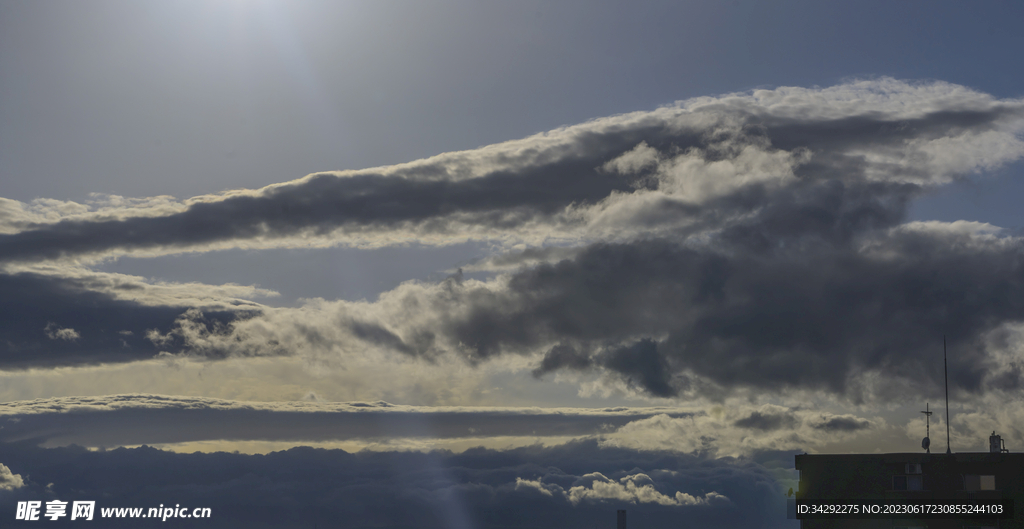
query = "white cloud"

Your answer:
(514, 477), (559, 497)
(517, 472), (730, 507)
(44, 322), (80, 341)
(3, 262), (278, 311)
(602, 141), (661, 176)
(0, 463), (24, 491)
